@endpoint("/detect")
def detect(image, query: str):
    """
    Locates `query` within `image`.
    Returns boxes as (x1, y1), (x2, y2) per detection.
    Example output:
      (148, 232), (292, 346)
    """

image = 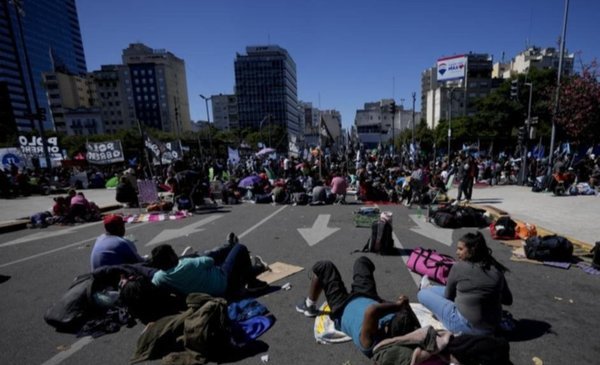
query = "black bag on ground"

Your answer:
(525, 235), (574, 262)
(433, 211), (456, 228)
(592, 242), (600, 269)
(360, 220), (394, 254)
(44, 274), (98, 333)
(491, 216), (517, 239)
